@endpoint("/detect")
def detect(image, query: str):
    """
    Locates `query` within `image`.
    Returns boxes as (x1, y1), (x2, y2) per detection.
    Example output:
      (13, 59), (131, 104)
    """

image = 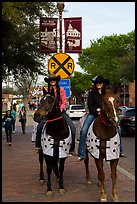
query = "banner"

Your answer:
(64, 17), (82, 53)
(40, 18), (58, 53)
